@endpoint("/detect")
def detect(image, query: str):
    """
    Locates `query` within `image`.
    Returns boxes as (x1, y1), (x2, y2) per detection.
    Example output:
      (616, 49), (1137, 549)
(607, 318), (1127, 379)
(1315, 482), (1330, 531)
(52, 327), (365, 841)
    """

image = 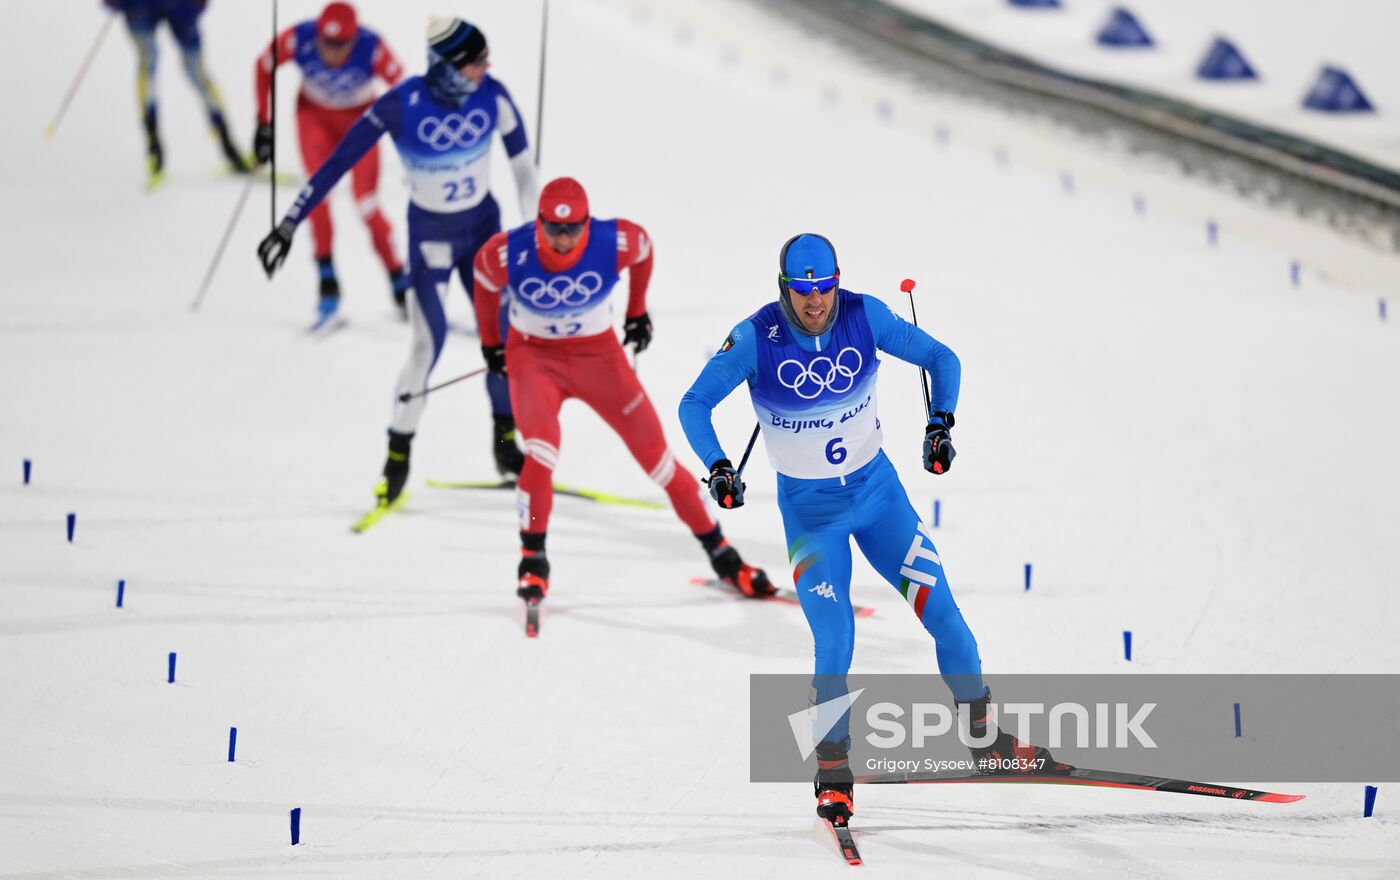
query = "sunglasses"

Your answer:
(318, 37), (353, 49)
(781, 273), (839, 295)
(541, 220), (586, 236)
